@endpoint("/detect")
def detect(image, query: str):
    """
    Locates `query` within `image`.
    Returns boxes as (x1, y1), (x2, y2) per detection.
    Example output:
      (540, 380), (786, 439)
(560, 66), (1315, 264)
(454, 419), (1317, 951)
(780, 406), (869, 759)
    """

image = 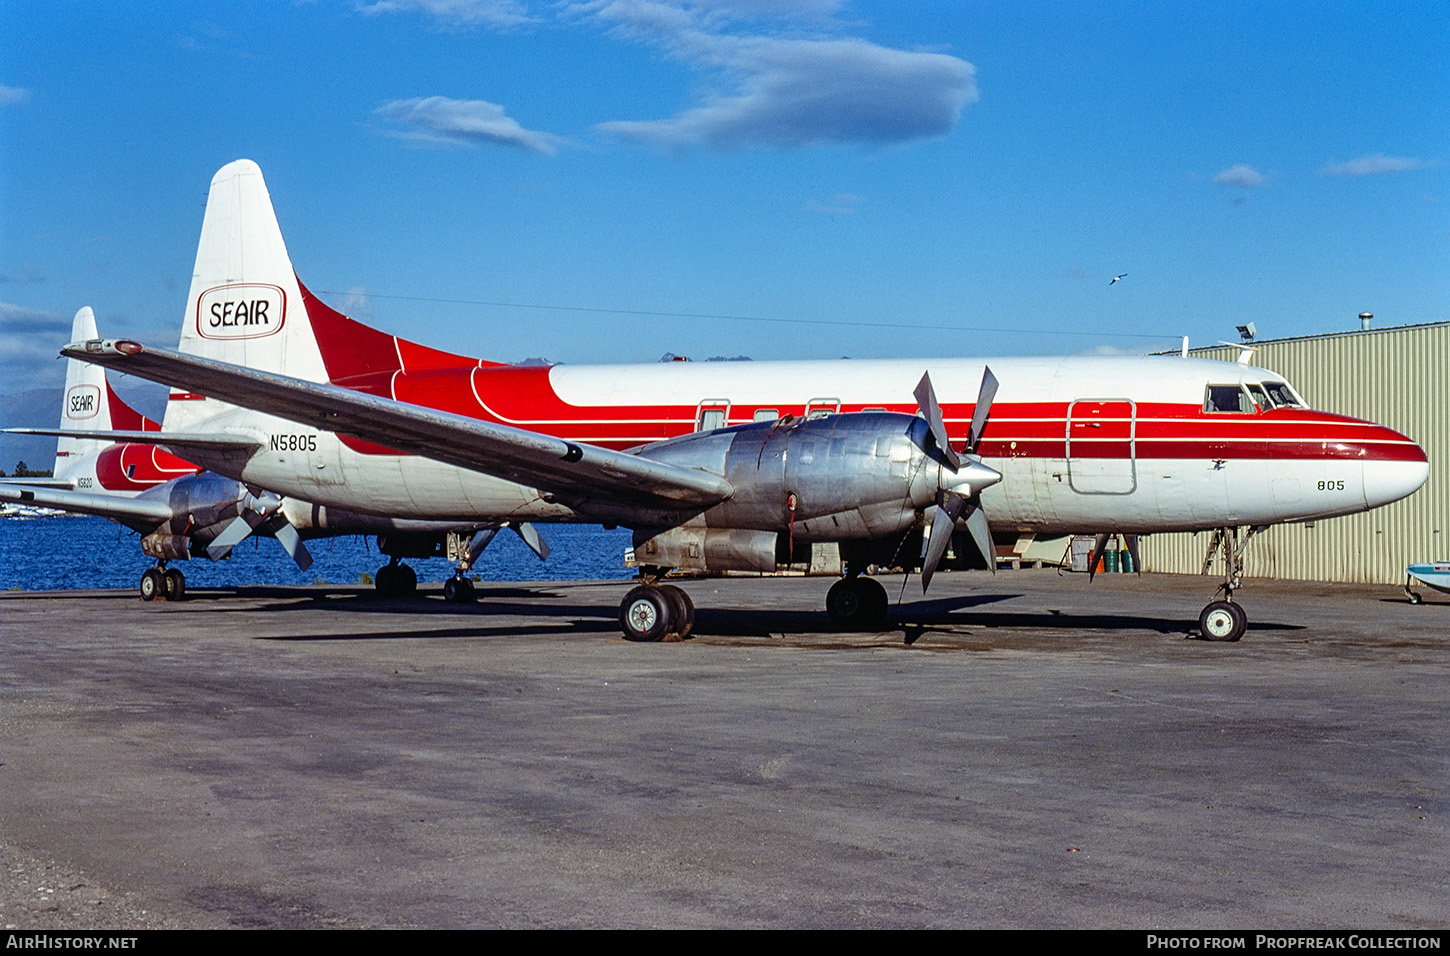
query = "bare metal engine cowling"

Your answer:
(631, 412), (995, 574)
